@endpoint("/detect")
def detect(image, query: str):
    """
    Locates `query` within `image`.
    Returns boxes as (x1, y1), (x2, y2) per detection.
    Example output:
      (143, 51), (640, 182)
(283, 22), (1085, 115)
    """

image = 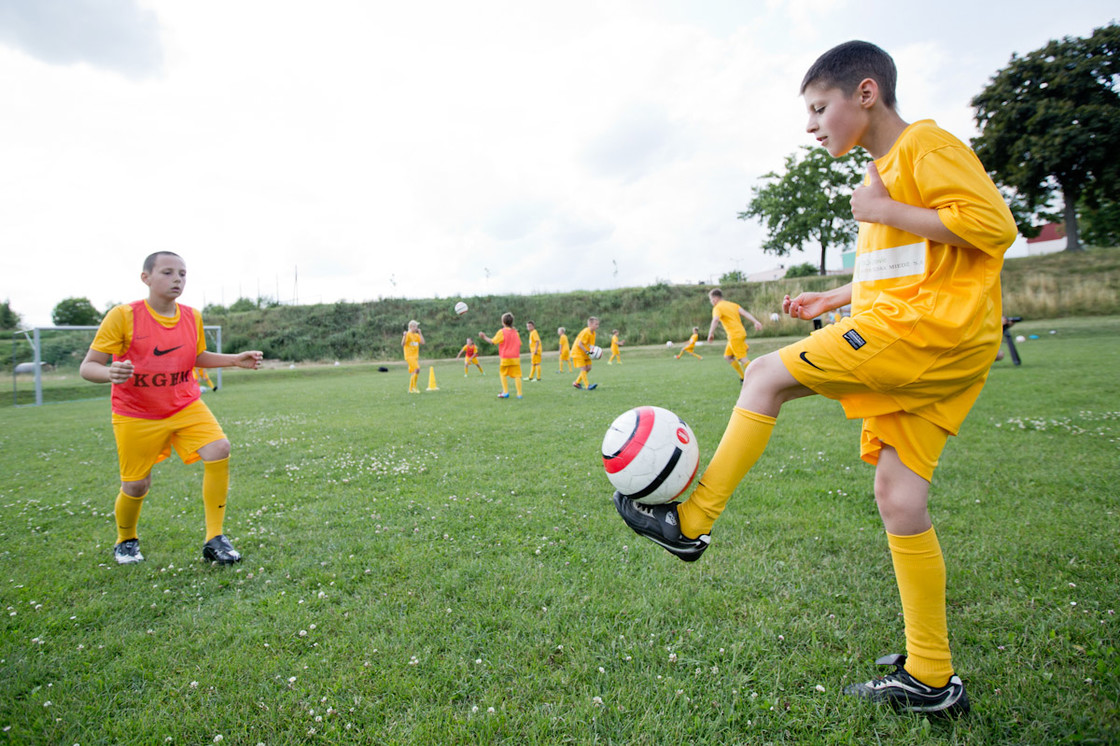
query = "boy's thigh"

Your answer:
(112, 401), (226, 480)
(778, 328), (871, 399)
